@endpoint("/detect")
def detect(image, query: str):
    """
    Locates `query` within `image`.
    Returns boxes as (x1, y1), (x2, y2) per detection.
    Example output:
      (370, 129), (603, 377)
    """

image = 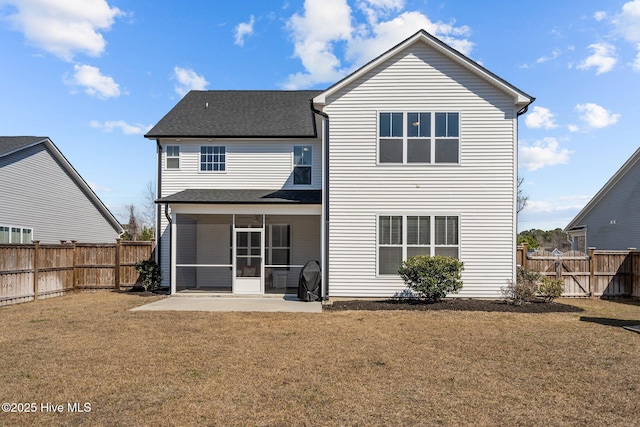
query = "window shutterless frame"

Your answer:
(199, 145), (226, 172)
(376, 214), (460, 276)
(165, 145), (180, 169)
(293, 145), (312, 185)
(377, 111), (460, 165)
